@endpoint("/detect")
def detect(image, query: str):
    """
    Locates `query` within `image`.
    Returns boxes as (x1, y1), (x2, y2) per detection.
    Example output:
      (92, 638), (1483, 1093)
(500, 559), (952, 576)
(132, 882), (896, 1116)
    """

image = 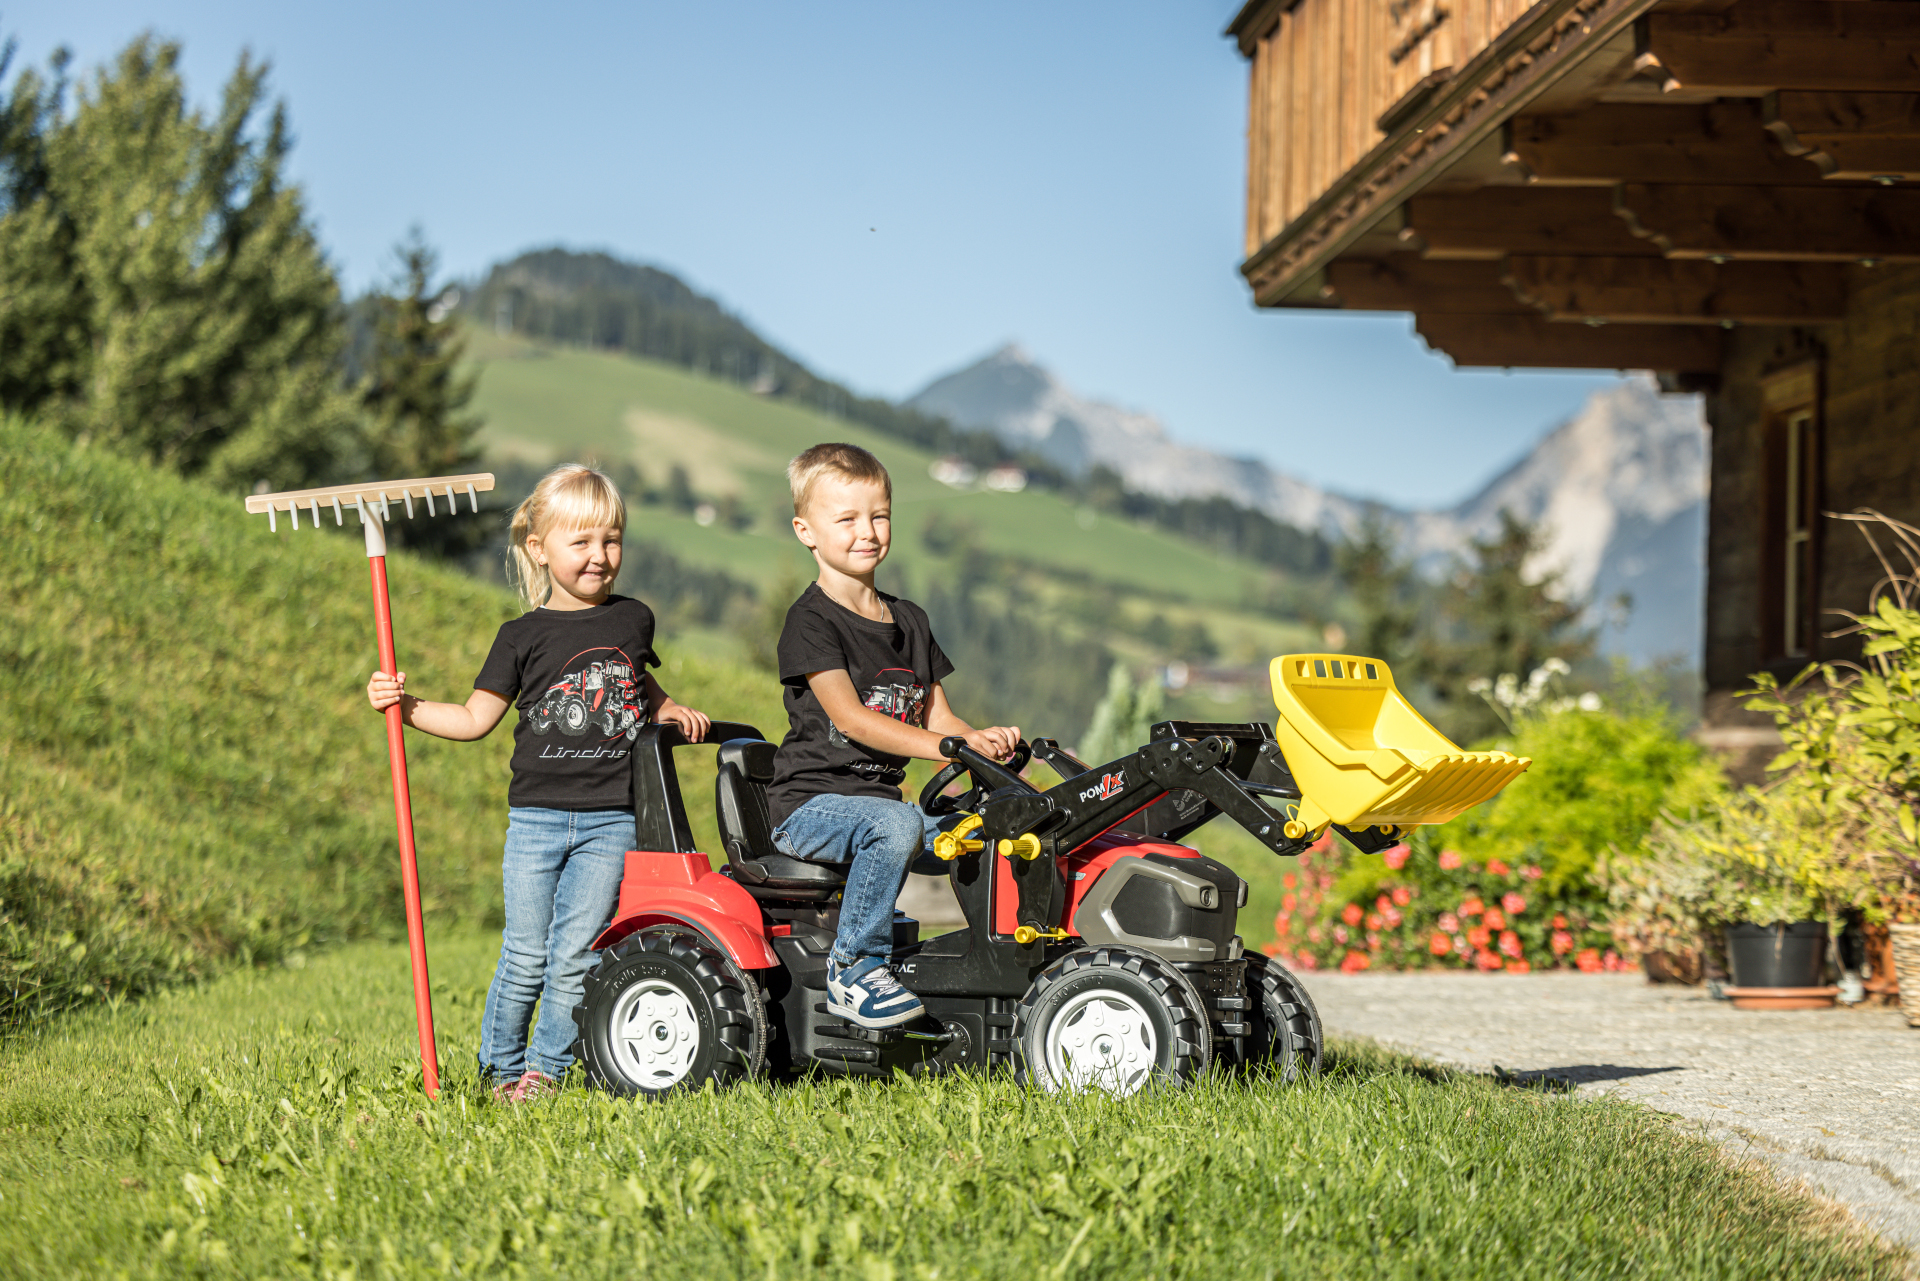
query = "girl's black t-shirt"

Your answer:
(766, 583), (954, 826)
(473, 595), (659, 810)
